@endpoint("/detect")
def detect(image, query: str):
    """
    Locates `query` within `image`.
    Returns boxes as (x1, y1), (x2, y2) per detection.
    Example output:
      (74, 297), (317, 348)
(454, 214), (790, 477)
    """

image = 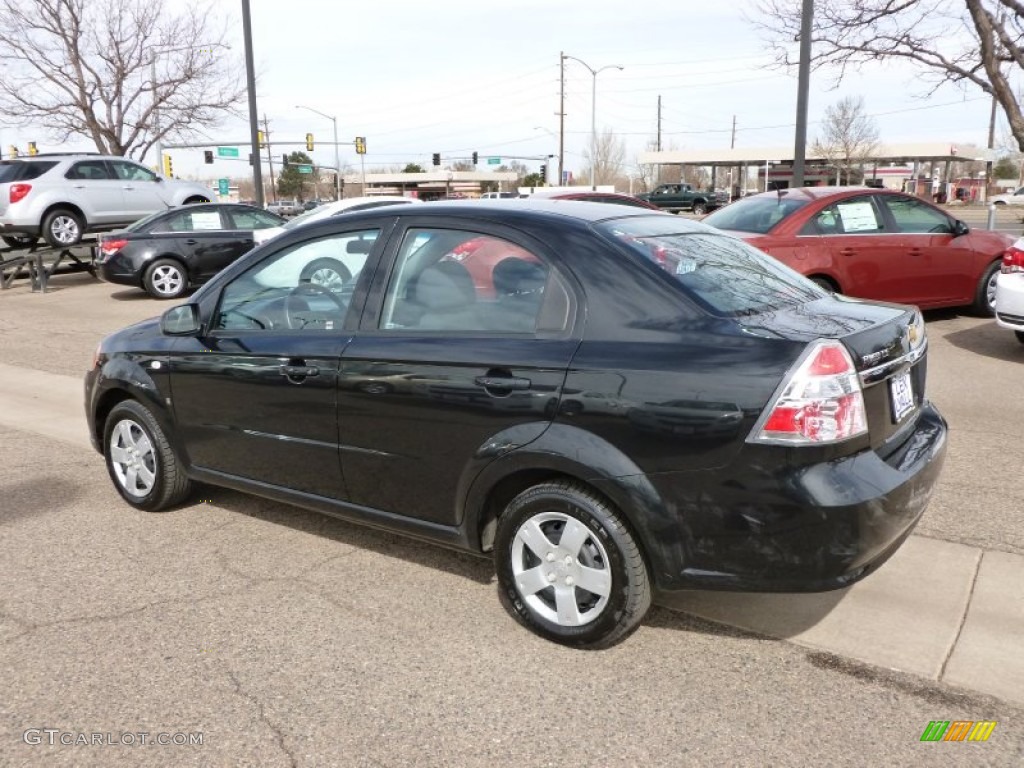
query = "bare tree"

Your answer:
(0, 0), (244, 160)
(753, 0), (1024, 151)
(812, 96), (880, 184)
(582, 128), (627, 186)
